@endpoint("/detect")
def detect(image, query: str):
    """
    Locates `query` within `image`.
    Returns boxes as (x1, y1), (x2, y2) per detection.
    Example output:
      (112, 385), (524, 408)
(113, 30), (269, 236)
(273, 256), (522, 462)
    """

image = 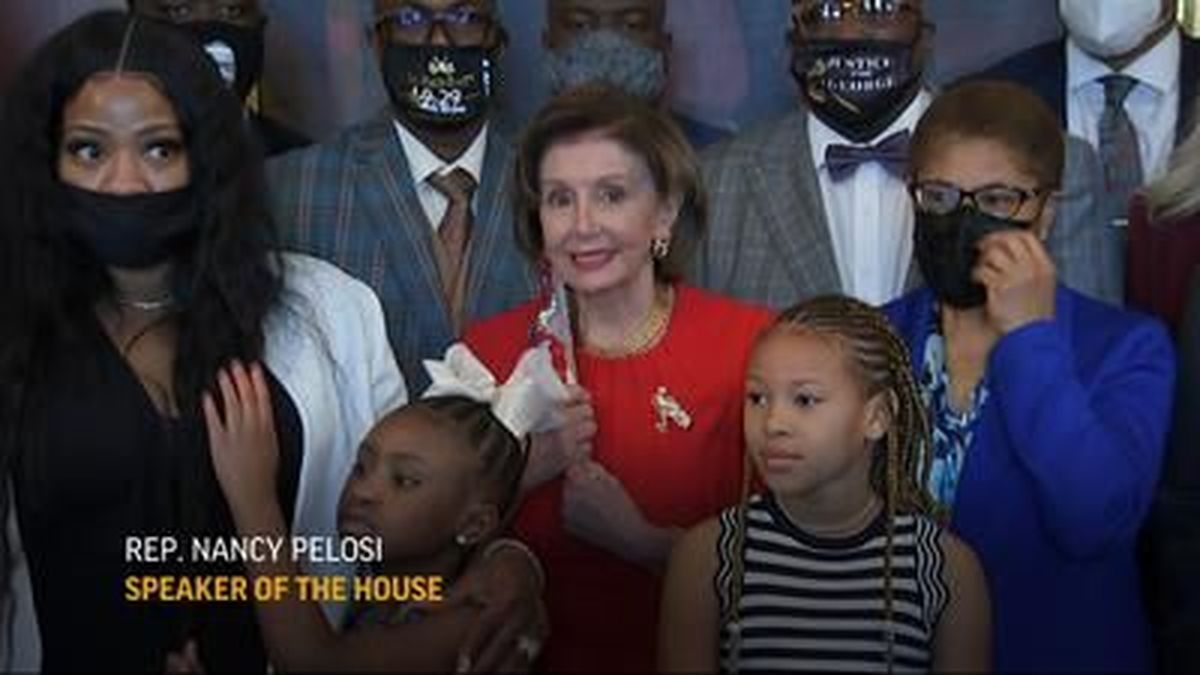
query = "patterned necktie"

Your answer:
(824, 130), (911, 182)
(1097, 74), (1144, 226)
(426, 168), (477, 334)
